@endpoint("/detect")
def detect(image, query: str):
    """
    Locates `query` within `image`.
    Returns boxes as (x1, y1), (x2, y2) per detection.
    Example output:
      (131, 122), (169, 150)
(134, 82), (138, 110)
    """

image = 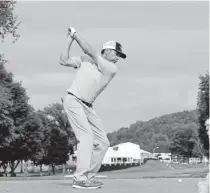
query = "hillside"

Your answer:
(107, 110), (199, 153)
